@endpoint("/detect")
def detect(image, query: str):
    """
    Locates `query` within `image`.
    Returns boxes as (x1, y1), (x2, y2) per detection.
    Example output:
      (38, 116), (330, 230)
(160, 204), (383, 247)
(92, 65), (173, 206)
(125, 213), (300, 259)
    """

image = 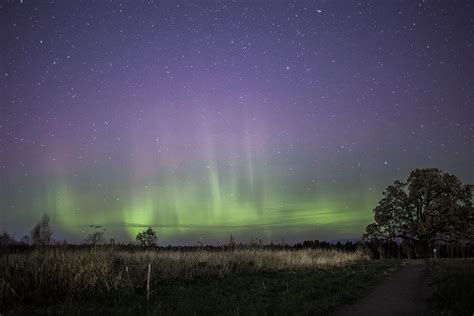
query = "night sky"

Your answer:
(1, 1), (473, 245)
